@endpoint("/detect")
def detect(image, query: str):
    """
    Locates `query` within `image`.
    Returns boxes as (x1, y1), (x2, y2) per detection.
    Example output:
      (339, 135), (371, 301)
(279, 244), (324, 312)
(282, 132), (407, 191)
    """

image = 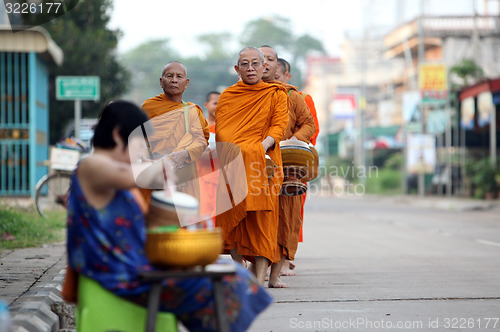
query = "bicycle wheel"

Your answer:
(35, 171), (72, 218)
